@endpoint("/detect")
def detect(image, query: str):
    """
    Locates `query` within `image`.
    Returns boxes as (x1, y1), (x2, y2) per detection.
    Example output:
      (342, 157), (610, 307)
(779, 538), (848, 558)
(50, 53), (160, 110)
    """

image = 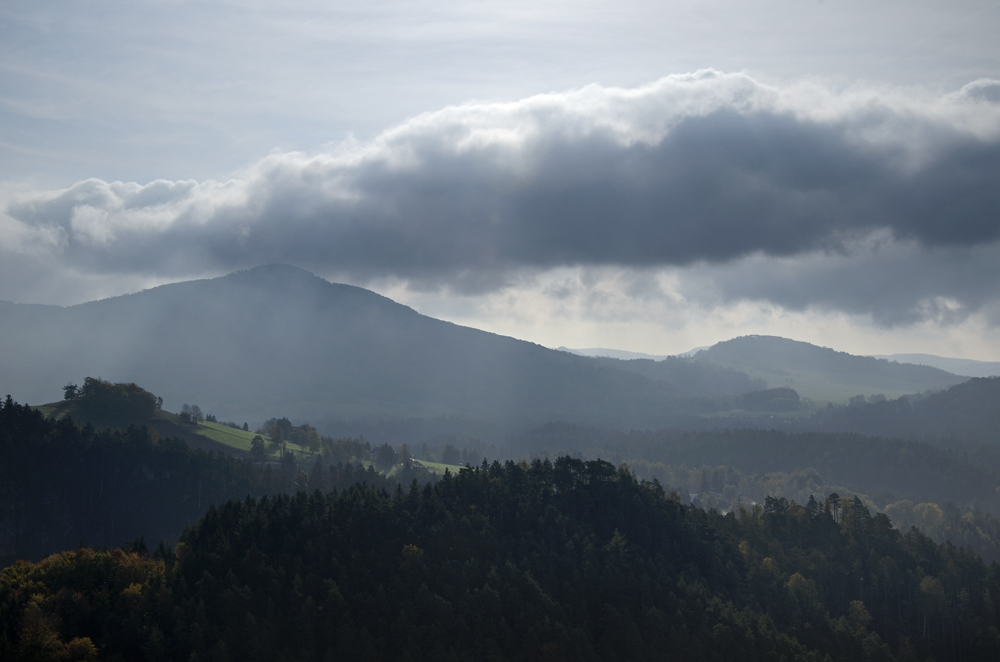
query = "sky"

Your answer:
(2, 0), (1000, 359)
